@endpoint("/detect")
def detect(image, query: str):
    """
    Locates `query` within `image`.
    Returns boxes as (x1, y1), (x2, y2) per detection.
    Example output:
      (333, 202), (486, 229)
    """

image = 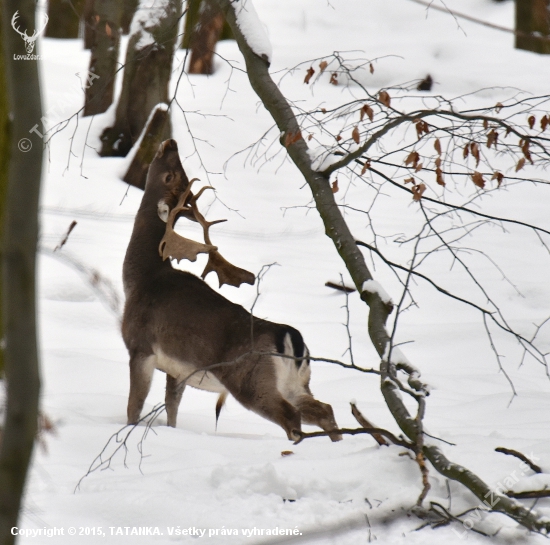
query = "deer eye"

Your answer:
(164, 173), (174, 184)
